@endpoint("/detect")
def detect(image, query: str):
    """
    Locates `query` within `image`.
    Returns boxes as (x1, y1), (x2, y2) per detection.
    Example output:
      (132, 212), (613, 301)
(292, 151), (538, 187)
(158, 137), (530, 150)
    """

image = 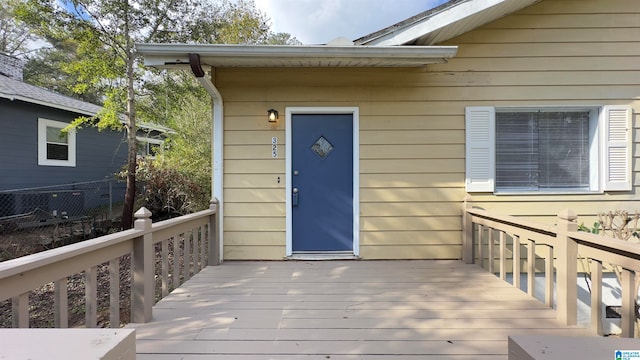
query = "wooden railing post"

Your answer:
(556, 209), (578, 326)
(208, 198), (220, 266)
(620, 268), (636, 337)
(462, 196), (474, 264)
(589, 259), (603, 335)
(132, 207), (153, 323)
